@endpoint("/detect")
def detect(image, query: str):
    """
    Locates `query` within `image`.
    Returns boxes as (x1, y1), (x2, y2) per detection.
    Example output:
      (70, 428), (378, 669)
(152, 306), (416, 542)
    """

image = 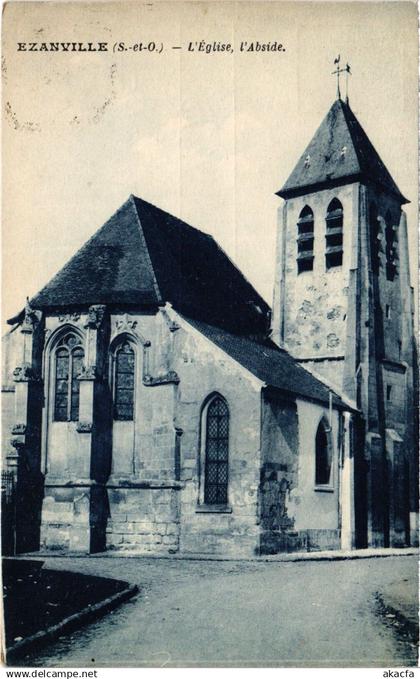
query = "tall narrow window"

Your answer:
(315, 419), (332, 486)
(385, 214), (398, 281)
(113, 341), (135, 421)
(297, 206), (314, 274)
(54, 333), (84, 422)
(370, 204), (381, 274)
(325, 198), (343, 269)
(204, 396), (229, 505)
